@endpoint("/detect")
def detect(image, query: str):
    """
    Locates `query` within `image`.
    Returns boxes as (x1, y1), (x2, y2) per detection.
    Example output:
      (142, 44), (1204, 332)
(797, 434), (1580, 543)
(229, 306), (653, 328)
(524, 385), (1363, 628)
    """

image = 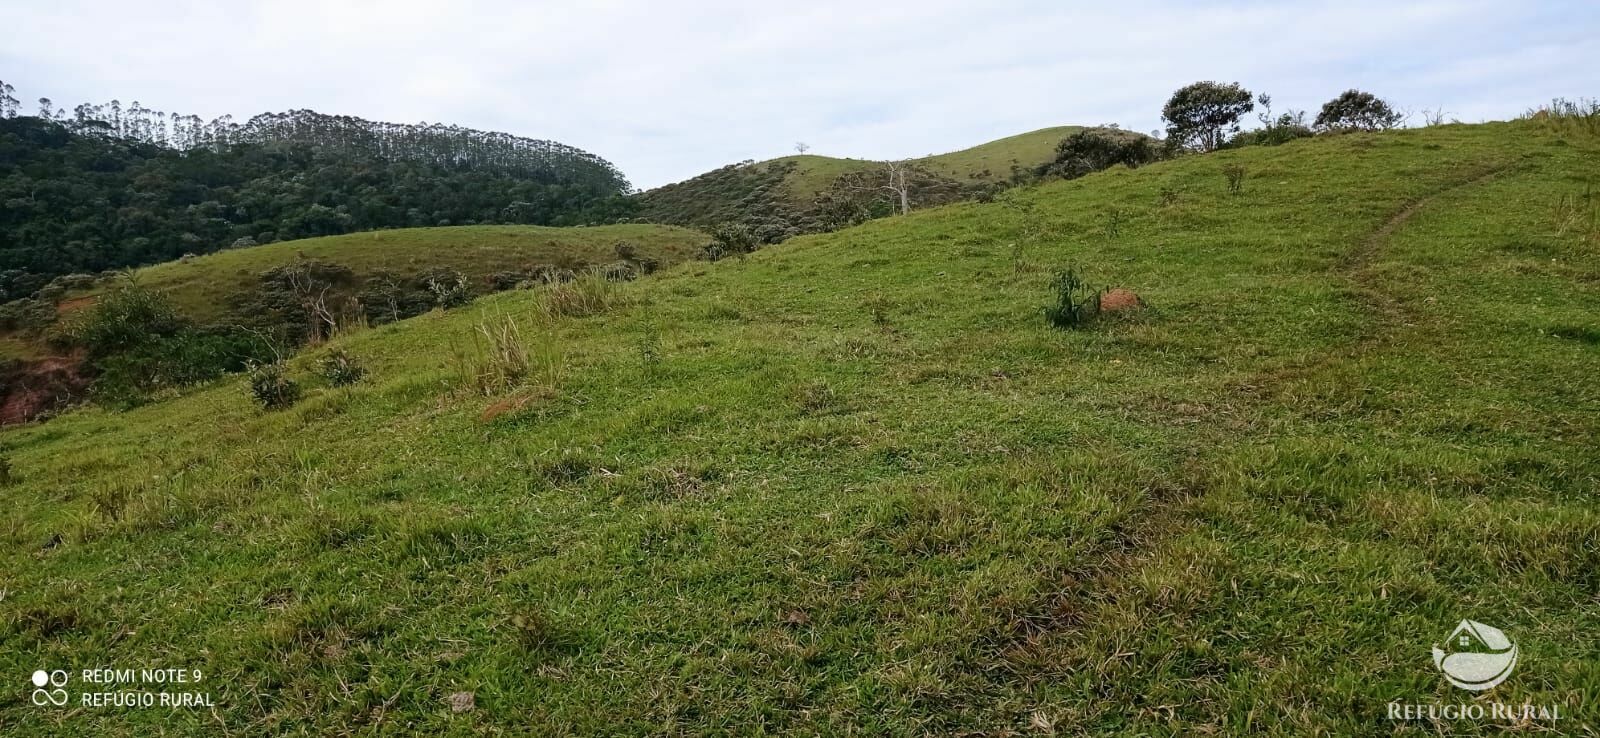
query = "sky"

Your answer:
(2, 0), (1596, 189)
